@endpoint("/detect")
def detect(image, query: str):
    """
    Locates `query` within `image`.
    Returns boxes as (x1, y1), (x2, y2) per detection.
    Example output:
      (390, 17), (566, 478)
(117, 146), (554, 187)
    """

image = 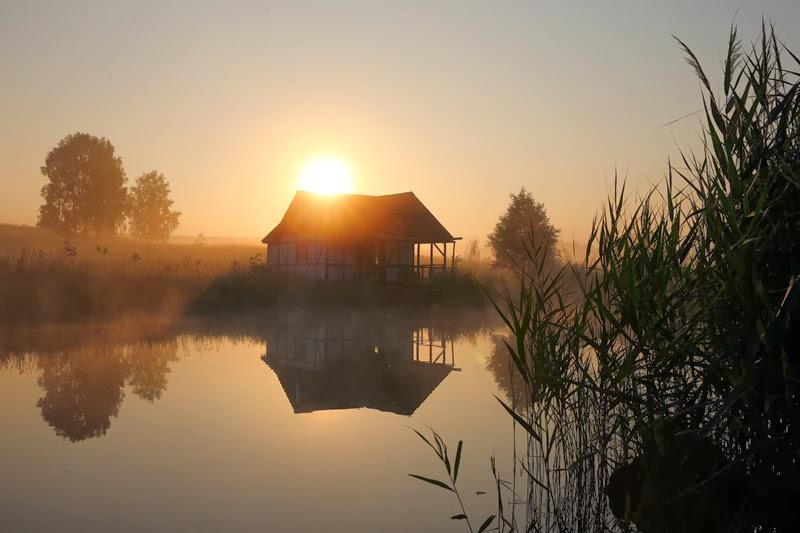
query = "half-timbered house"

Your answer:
(262, 191), (459, 282)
